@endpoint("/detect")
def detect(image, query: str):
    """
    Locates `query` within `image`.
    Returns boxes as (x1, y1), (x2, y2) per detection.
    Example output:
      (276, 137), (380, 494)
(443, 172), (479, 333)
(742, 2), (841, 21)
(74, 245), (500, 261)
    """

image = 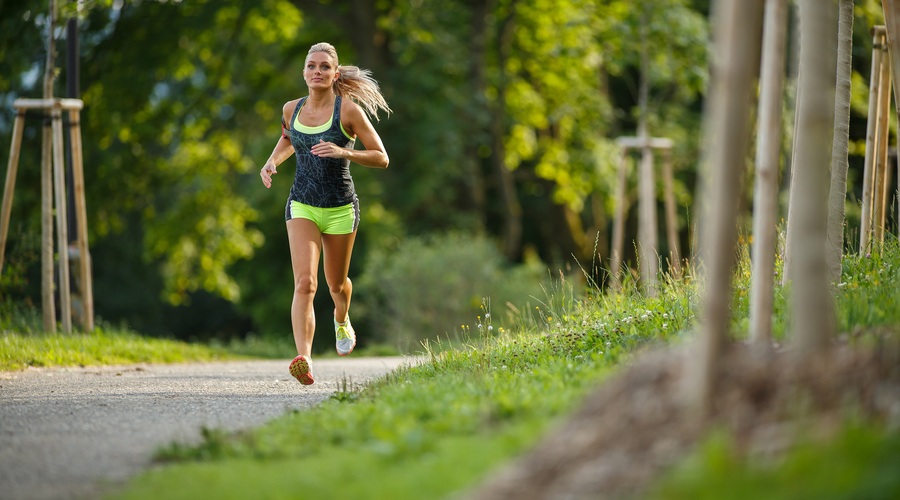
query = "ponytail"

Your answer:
(307, 42), (392, 121)
(335, 65), (392, 121)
